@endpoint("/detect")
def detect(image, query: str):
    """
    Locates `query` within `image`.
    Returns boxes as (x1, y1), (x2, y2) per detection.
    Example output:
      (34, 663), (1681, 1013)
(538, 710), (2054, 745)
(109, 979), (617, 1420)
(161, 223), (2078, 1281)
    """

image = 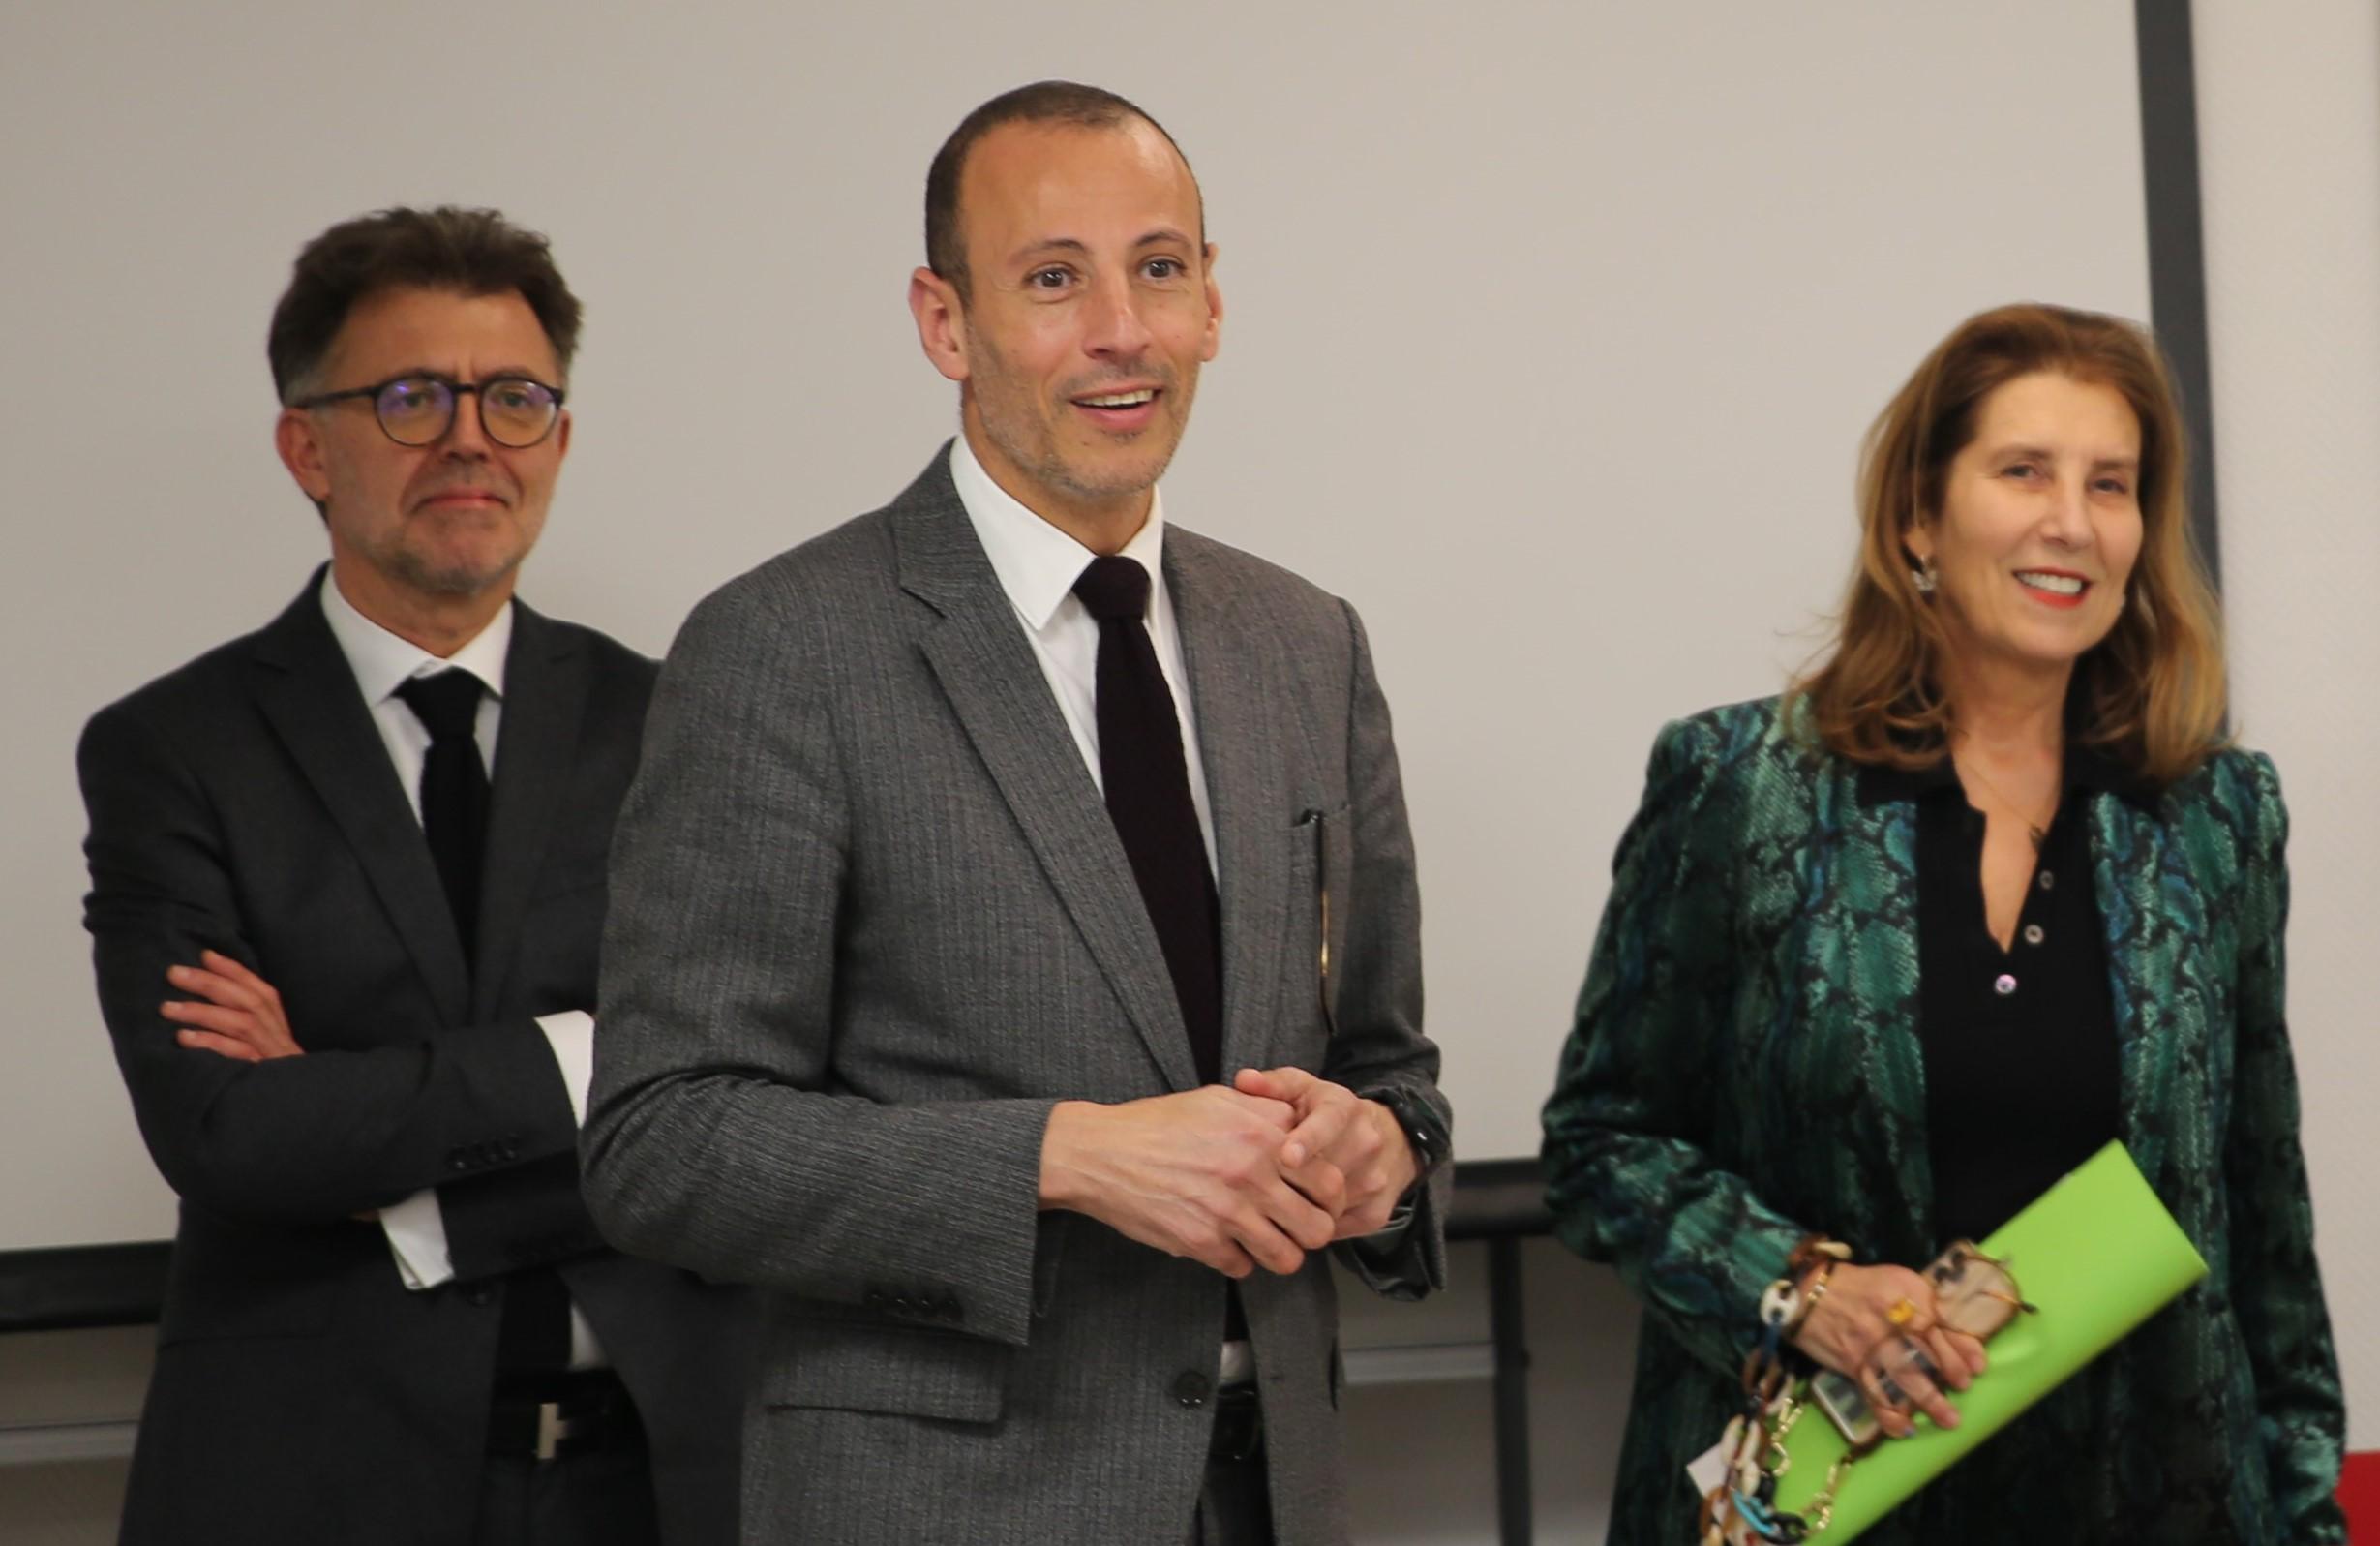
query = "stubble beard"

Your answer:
(377, 512), (529, 600)
(969, 344), (1196, 515)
